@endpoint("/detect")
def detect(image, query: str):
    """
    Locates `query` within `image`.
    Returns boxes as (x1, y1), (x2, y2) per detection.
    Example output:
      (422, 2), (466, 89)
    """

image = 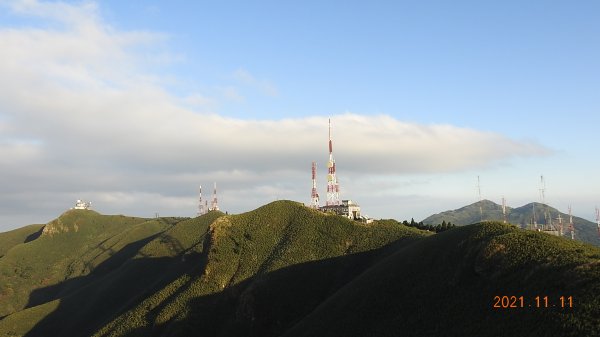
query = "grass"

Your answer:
(283, 221), (600, 337)
(92, 201), (429, 337)
(1, 204), (598, 337)
(0, 225), (44, 258)
(0, 209), (168, 333)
